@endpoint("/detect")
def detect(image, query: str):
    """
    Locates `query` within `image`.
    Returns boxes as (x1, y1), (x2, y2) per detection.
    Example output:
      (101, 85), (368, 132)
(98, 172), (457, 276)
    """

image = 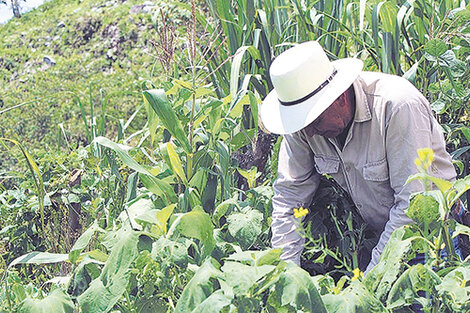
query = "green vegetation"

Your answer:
(0, 0), (469, 312)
